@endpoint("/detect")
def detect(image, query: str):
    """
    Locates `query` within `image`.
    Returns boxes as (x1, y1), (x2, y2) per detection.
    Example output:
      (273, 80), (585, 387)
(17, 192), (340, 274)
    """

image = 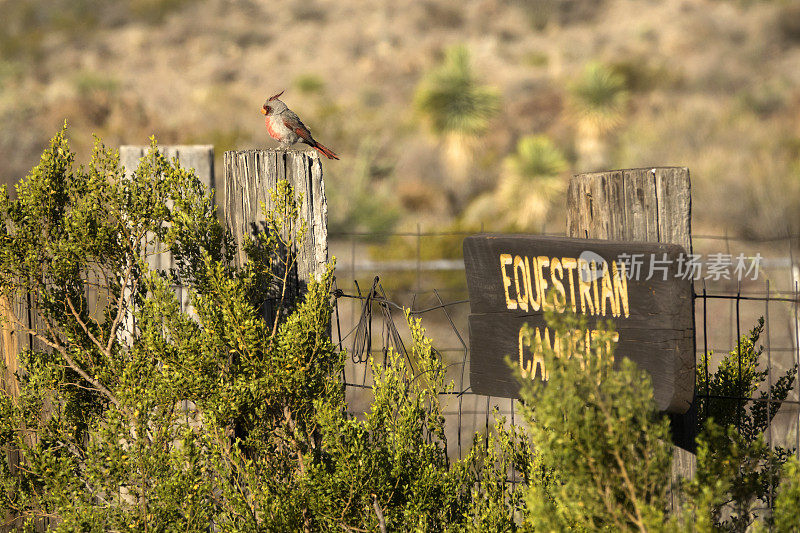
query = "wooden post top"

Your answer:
(223, 149), (328, 284)
(567, 167), (692, 252)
